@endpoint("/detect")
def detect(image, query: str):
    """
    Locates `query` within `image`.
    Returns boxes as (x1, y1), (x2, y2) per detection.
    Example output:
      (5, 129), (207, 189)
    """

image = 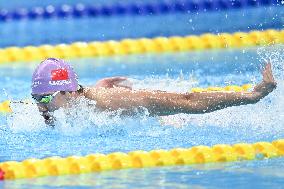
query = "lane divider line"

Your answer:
(0, 0), (282, 22)
(0, 139), (283, 180)
(0, 29), (283, 64)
